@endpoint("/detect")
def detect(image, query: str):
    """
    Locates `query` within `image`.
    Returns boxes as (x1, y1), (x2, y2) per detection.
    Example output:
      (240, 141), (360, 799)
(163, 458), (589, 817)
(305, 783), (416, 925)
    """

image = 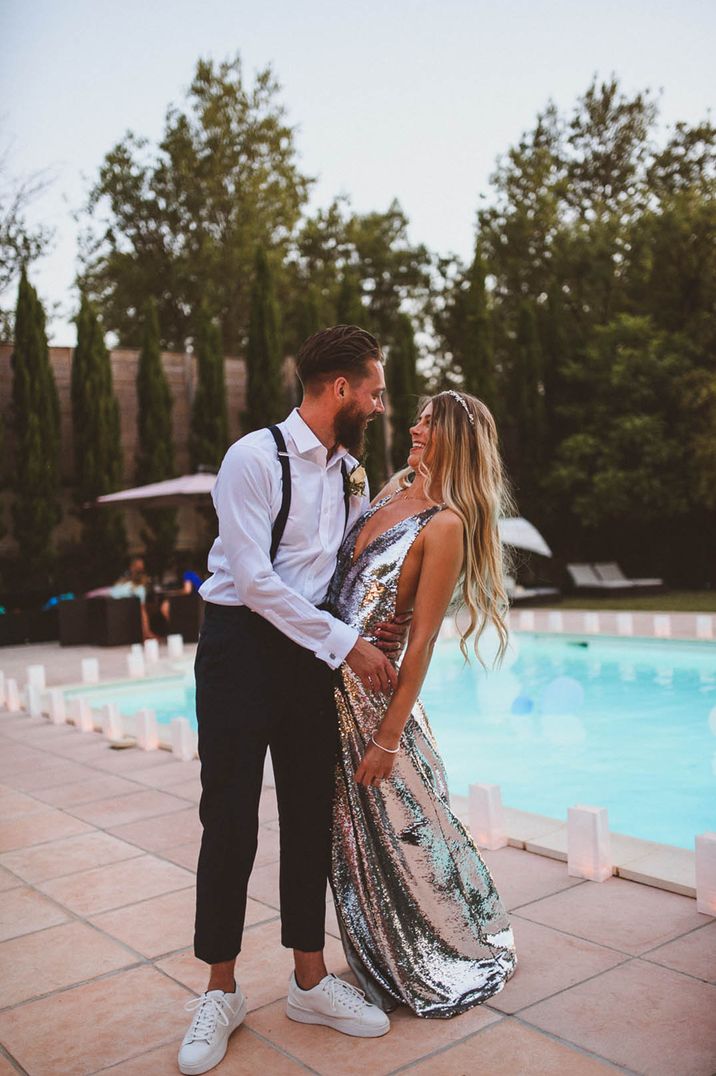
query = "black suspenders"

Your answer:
(267, 425), (350, 563)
